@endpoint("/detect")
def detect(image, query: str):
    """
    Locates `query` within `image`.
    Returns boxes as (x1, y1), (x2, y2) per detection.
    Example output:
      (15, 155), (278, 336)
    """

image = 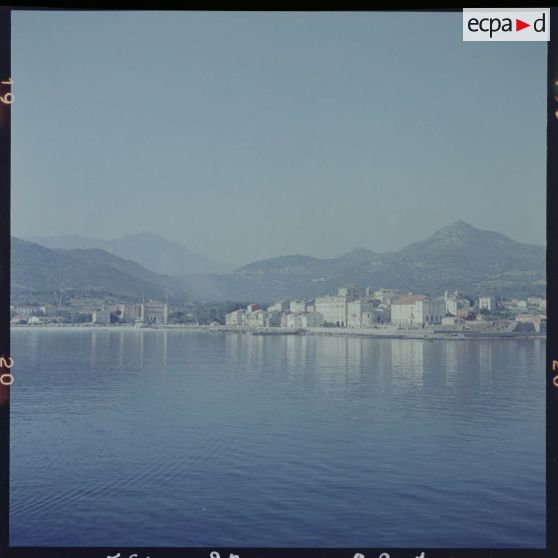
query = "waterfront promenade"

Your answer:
(10, 322), (546, 340)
